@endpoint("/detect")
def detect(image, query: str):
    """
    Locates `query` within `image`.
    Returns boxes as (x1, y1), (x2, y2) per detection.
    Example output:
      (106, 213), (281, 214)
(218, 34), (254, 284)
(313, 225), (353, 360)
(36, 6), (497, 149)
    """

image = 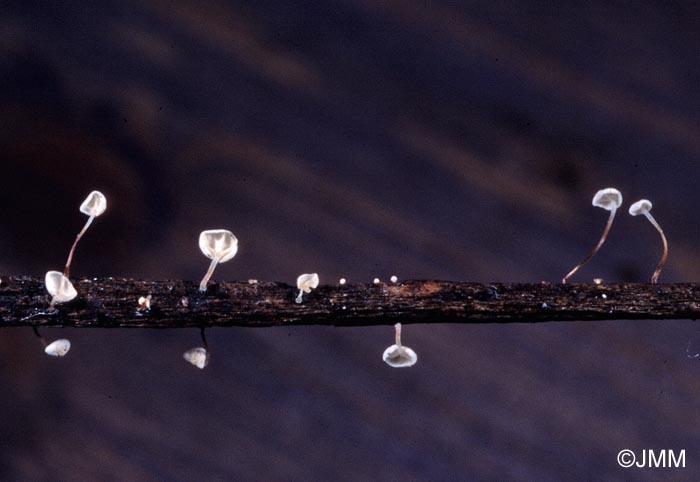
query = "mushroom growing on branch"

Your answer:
(295, 273), (319, 304)
(64, 190), (107, 277)
(183, 328), (210, 369)
(44, 270), (77, 306)
(198, 229), (238, 292)
(32, 327), (71, 357)
(382, 323), (418, 368)
(562, 188), (622, 284)
(629, 199), (668, 283)
(44, 339), (71, 357)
